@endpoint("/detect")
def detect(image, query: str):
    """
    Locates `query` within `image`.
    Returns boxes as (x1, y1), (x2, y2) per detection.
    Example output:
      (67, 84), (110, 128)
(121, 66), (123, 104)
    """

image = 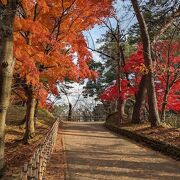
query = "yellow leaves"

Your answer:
(138, 64), (156, 75)
(138, 63), (148, 75)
